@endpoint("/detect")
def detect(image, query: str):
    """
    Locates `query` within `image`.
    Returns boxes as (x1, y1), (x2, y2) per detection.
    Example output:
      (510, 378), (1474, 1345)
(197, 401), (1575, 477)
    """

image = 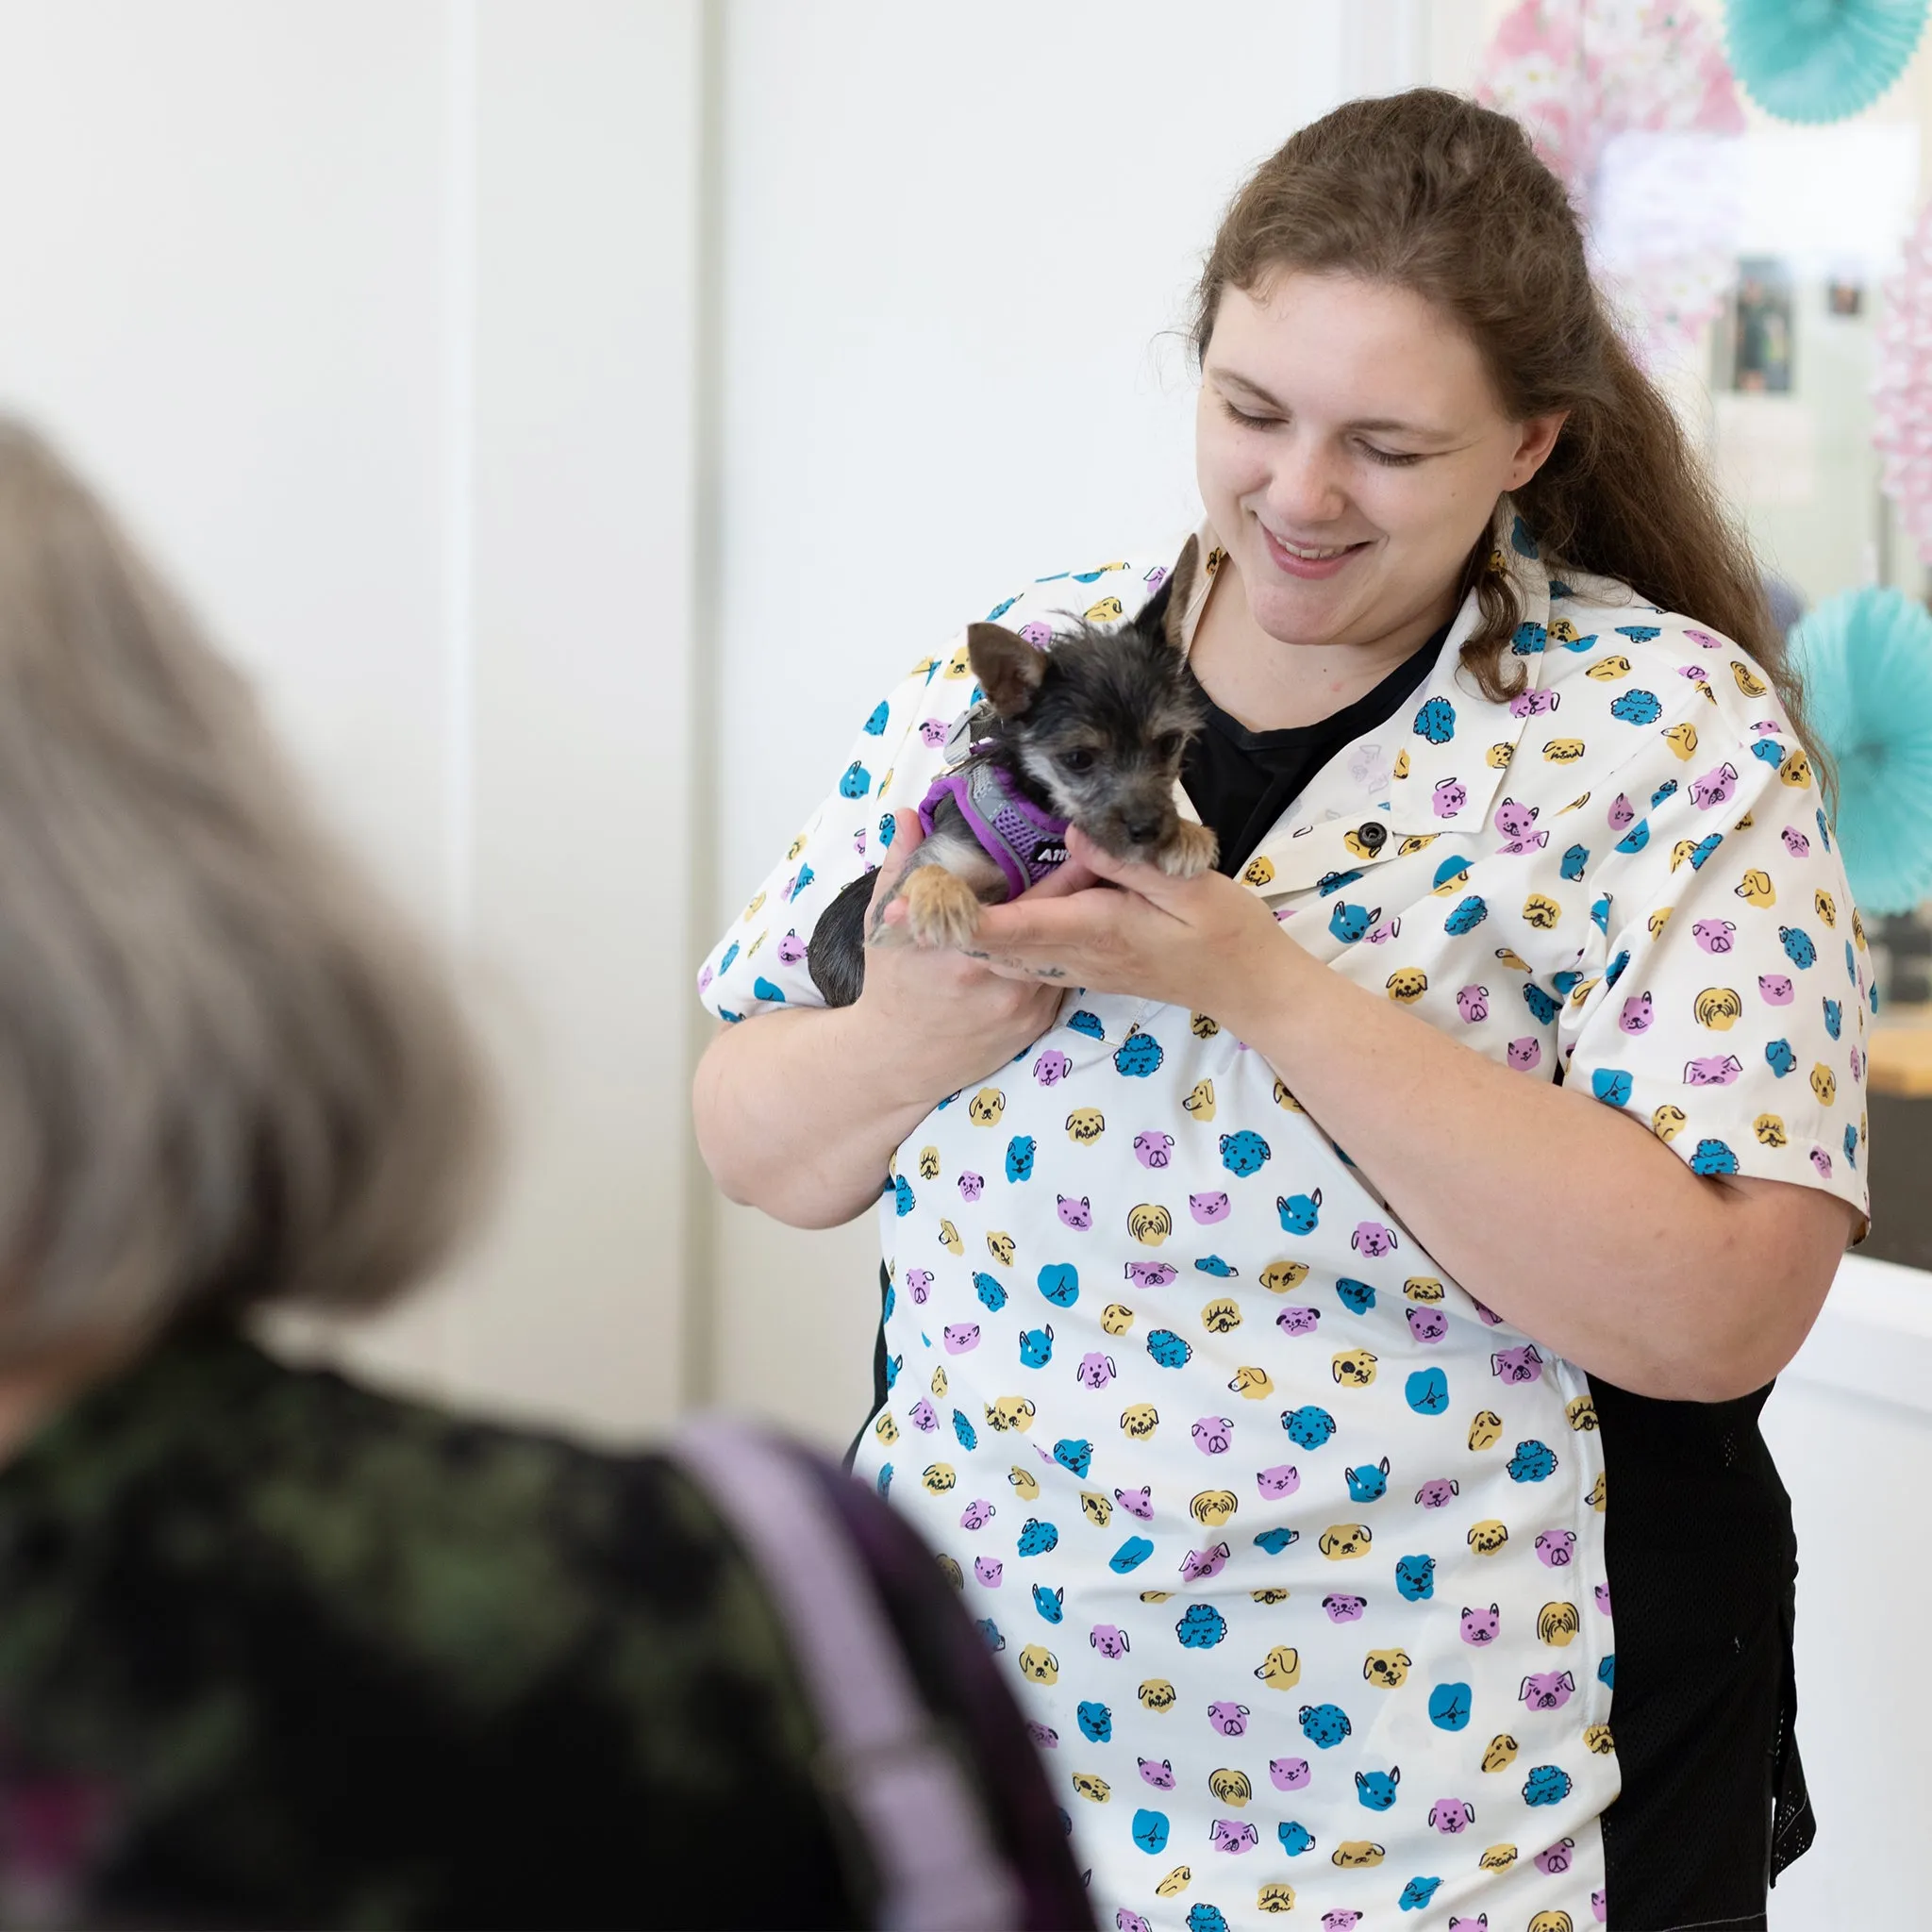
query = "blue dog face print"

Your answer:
(1507, 1439), (1558, 1483)
(1281, 1405), (1337, 1450)
(1394, 1553), (1437, 1601)
(1018, 1324), (1054, 1368)
(1298, 1702), (1352, 1748)
(1275, 1188), (1323, 1235)
(1016, 1518), (1058, 1557)
(1218, 1130), (1270, 1176)
(1175, 1603), (1227, 1650)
